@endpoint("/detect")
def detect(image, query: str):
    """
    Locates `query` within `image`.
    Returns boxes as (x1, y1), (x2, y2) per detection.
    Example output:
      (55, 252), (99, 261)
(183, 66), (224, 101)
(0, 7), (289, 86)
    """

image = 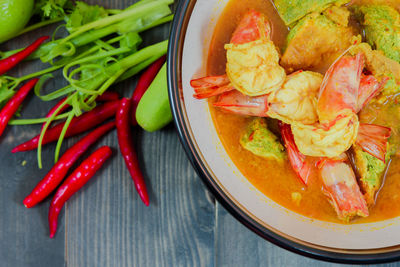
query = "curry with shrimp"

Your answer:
(190, 0), (400, 223)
